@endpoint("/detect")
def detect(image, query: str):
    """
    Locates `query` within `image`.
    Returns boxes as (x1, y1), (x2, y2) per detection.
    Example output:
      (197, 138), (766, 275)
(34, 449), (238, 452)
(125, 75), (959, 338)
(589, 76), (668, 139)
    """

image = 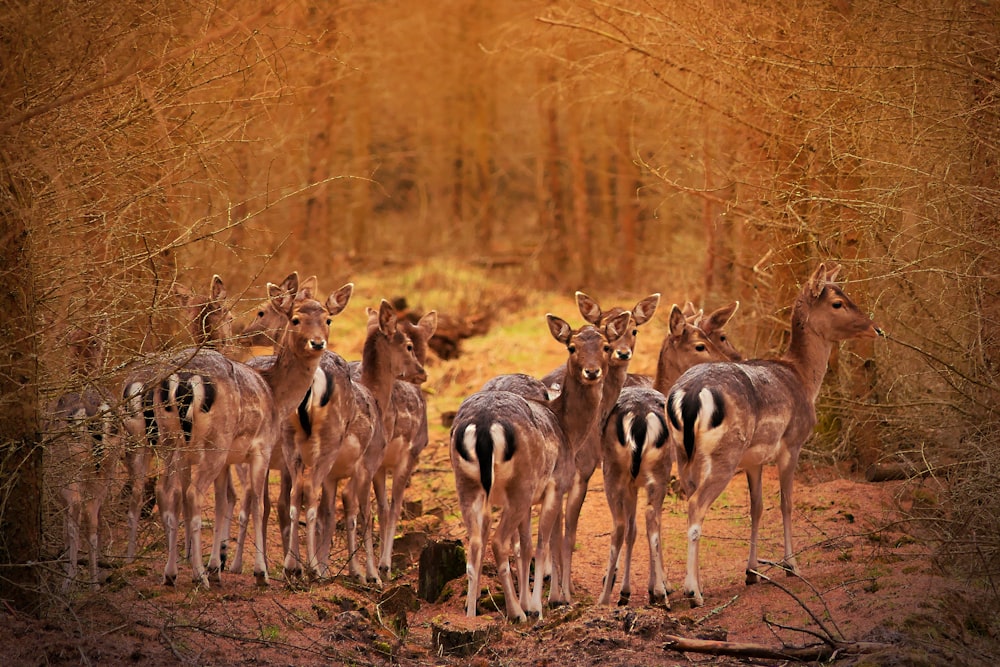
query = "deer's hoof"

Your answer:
(648, 591), (669, 609)
(254, 571), (269, 588)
